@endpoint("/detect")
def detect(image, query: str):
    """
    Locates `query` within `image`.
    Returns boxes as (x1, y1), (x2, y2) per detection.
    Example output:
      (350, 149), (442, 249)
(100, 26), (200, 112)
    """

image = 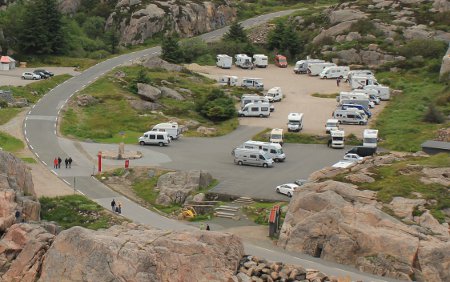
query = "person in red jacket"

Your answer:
(53, 158), (58, 169)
